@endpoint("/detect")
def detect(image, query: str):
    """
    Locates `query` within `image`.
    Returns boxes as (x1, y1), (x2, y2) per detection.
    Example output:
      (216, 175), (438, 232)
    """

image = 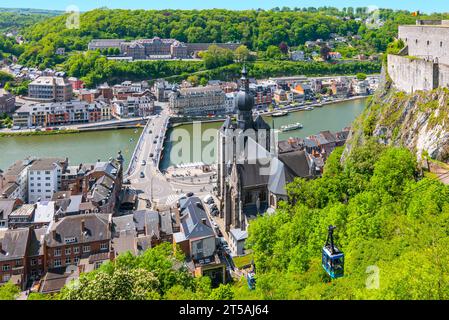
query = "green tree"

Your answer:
(0, 282), (20, 300)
